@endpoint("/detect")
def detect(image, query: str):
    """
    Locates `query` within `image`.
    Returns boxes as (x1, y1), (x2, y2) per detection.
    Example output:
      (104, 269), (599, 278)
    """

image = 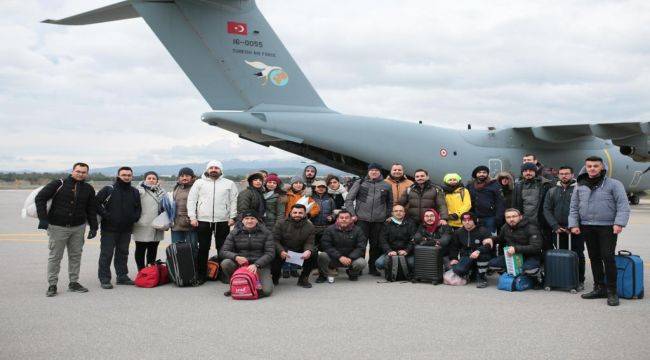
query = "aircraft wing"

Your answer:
(513, 121), (650, 162)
